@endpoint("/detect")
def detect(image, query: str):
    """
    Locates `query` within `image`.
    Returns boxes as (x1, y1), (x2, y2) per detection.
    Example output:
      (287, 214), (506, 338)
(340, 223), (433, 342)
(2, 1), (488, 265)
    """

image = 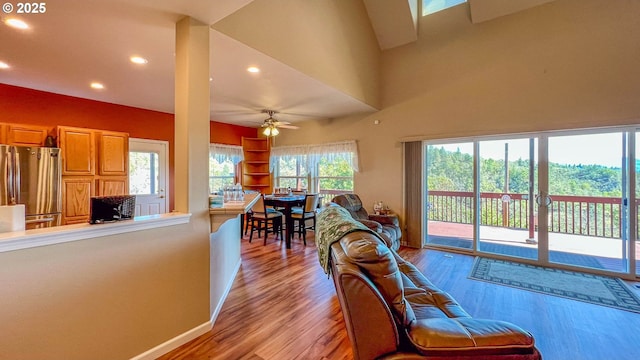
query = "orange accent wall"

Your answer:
(0, 83), (258, 211)
(210, 120), (257, 145)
